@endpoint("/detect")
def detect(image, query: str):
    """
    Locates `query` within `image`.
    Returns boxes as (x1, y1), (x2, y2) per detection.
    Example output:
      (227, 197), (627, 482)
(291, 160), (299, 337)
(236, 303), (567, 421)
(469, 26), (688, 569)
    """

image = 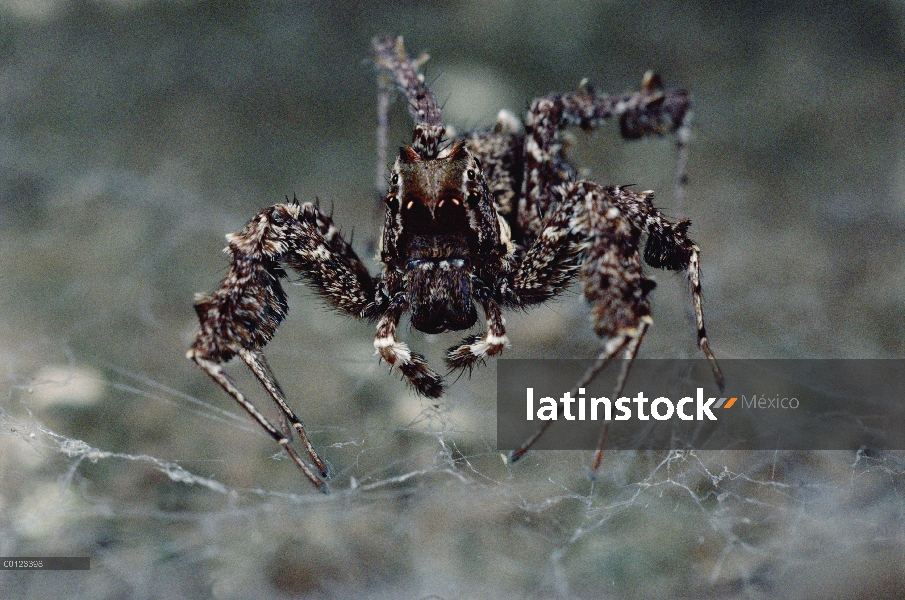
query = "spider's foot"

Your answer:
(399, 355), (444, 398)
(445, 332), (509, 372)
(312, 457), (331, 480)
(508, 448), (527, 463)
